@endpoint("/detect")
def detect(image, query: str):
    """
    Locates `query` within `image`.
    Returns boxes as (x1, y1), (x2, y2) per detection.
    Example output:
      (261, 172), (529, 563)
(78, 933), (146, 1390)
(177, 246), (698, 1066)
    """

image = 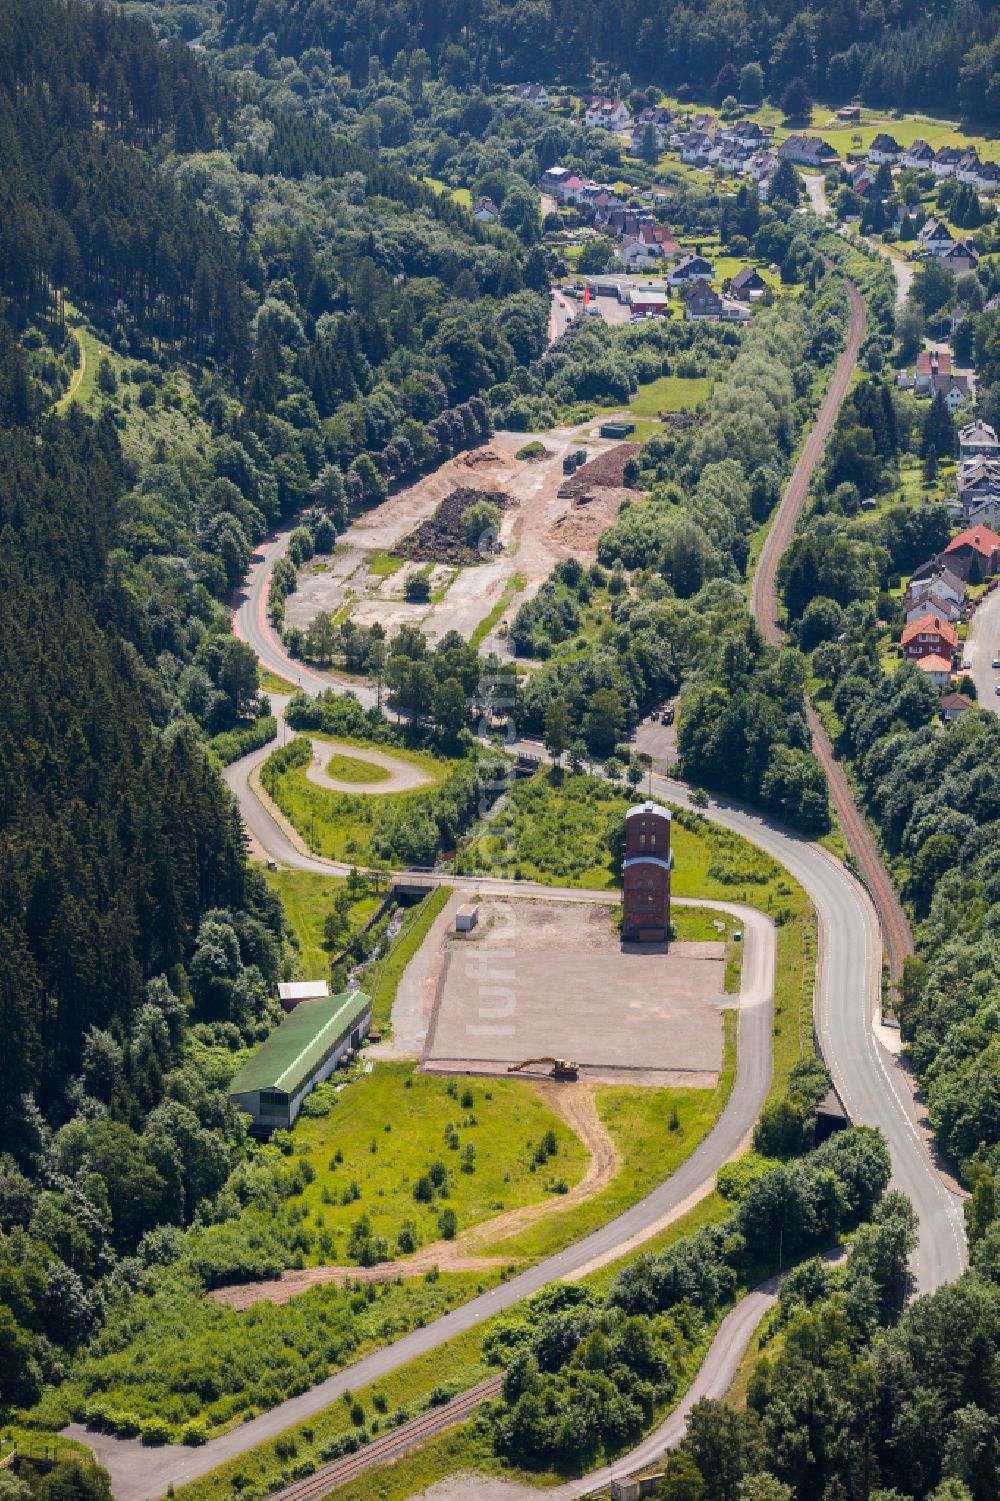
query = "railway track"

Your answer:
(266, 1377), (502, 1501)
(749, 271), (913, 988)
